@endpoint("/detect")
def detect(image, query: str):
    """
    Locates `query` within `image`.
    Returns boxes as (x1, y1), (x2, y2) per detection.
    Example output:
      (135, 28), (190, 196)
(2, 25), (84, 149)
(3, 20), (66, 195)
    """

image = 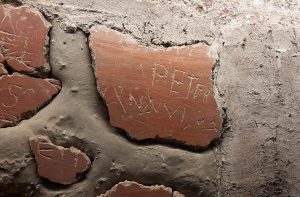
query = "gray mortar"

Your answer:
(0, 0), (300, 197)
